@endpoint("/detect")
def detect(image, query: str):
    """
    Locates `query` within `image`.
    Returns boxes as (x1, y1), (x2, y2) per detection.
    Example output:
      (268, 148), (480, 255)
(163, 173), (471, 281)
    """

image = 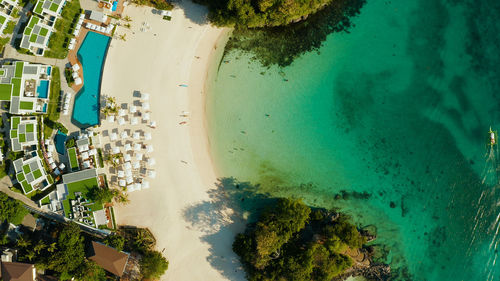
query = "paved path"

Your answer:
(0, 176), (40, 209)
